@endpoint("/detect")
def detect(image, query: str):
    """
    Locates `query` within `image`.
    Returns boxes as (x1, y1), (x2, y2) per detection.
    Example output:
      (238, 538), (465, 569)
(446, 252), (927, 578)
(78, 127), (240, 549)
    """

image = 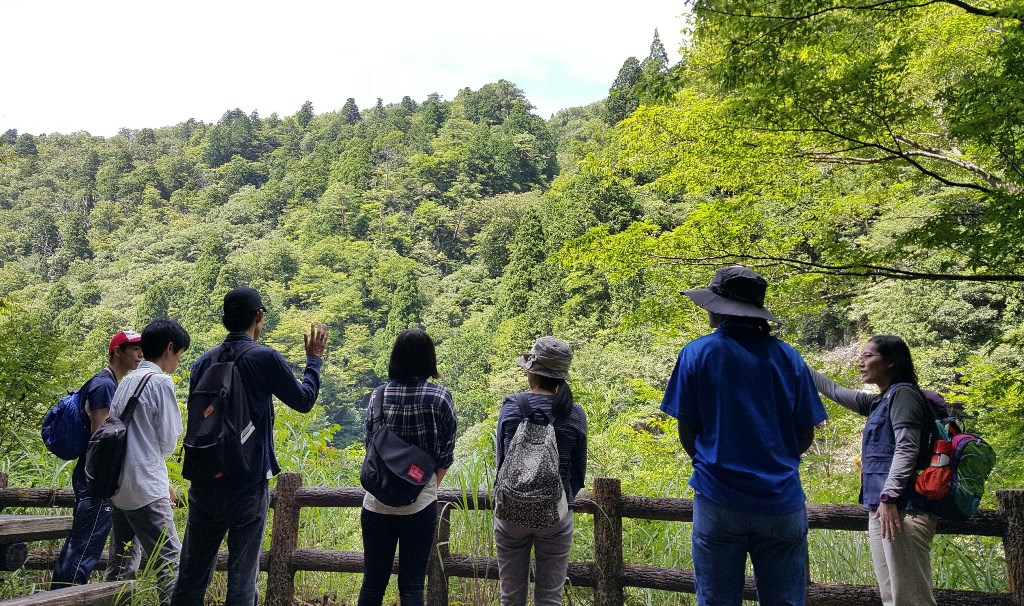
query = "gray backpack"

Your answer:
(494, 393), (568, 528)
